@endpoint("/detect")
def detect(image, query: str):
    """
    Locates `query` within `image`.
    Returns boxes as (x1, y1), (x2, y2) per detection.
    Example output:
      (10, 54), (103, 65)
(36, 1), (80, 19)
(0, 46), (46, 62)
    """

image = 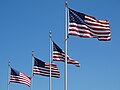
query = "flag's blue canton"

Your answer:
(11, 68), (19, 76)
(69, 8), (85, 25)
(34, 57), (45, 68)
(53, 42), (63, 53)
